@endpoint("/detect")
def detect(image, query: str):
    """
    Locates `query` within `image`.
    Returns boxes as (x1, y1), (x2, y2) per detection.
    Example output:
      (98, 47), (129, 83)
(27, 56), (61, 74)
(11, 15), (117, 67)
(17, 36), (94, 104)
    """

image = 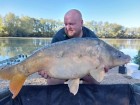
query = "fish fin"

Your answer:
(9, 73), (26, 99)
(89, 68), (105, 82)
(67, 78), (80, 95)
